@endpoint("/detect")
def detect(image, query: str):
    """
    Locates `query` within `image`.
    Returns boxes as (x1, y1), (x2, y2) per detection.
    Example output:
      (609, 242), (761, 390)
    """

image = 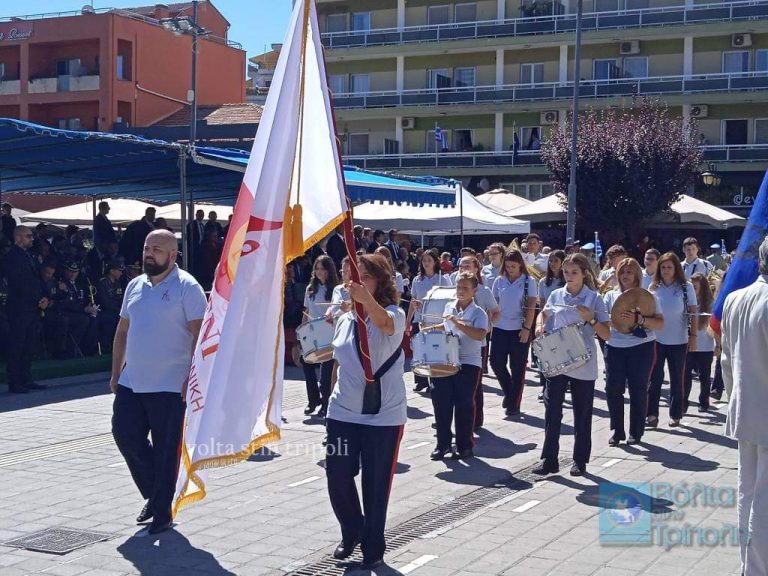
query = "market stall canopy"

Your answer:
(507, 193), (746, 229)
(352, 187), (530, 235)
(21, 198), (157, 227)
(476, 189), (531, 214)
(0, 119), (457, 206)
